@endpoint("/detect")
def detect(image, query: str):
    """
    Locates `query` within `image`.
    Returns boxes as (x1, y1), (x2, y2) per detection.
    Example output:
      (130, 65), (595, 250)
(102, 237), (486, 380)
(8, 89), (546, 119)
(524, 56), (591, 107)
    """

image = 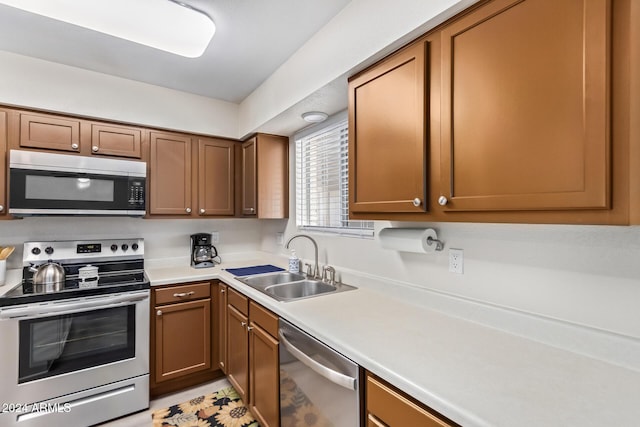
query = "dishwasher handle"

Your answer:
(279, 330), (357, 391)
